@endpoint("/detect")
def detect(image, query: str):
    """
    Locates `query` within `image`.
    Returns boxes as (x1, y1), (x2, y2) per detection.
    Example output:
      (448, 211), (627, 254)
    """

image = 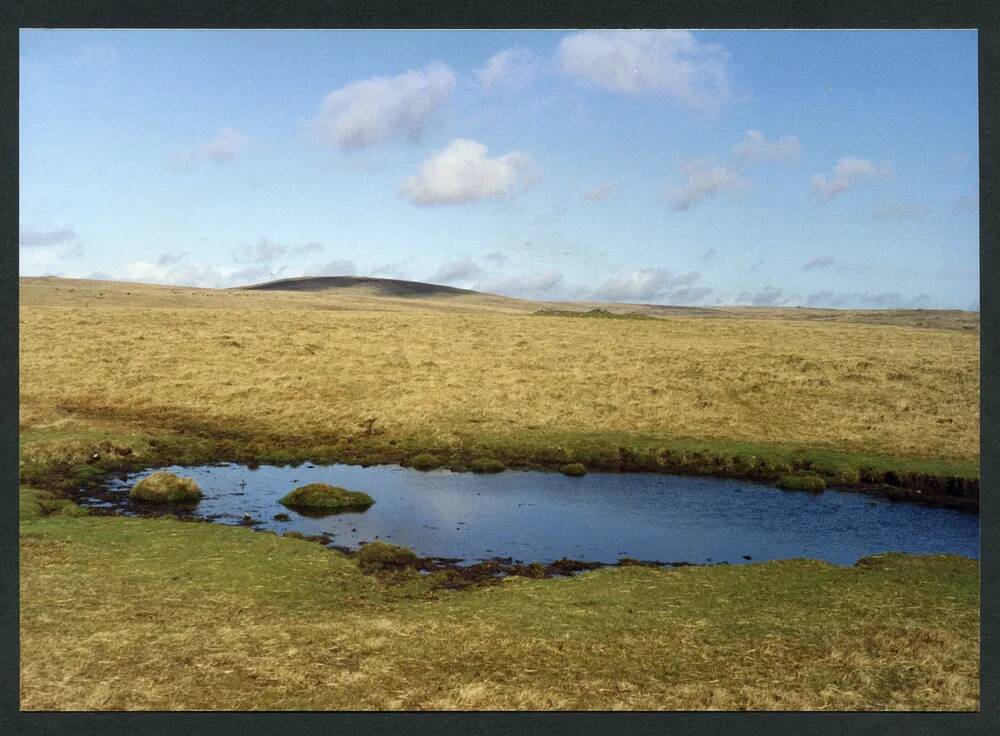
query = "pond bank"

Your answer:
(20, 422), (980, 512)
